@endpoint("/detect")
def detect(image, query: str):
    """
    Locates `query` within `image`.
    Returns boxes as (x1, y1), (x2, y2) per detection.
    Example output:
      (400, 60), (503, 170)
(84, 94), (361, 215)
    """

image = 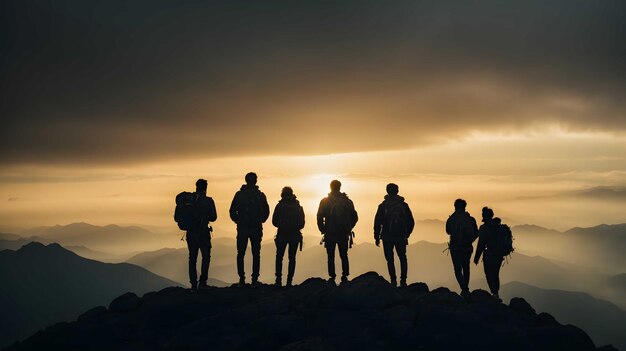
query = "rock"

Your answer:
(4, 272), (606, 351)
(109, 292), (140, 312)
(405, 281), (429, 295)
(77, 306), (107, 322)
(469, 289), (495, 304)
(536, 312), (559, 326)
(279, 337), (336, 351)
(509, 297), (536, 315)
